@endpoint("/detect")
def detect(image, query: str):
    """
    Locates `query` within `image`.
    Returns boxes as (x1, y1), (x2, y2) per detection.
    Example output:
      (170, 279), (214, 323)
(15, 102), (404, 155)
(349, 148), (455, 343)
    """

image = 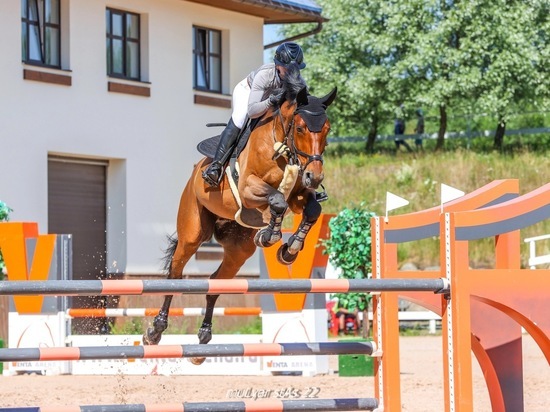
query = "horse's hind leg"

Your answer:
(143, 183), (215, 345)
(190, 220), (257, 365)
(142, 238), (178, 345)
(278, 192), (322, 265)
